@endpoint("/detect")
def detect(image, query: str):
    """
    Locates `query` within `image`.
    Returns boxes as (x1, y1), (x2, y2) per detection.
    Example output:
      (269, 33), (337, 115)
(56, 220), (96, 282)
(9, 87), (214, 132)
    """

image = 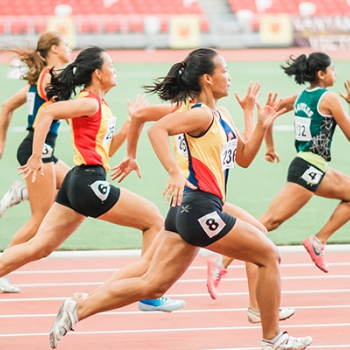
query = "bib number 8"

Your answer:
(198, 211), (226, 238)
